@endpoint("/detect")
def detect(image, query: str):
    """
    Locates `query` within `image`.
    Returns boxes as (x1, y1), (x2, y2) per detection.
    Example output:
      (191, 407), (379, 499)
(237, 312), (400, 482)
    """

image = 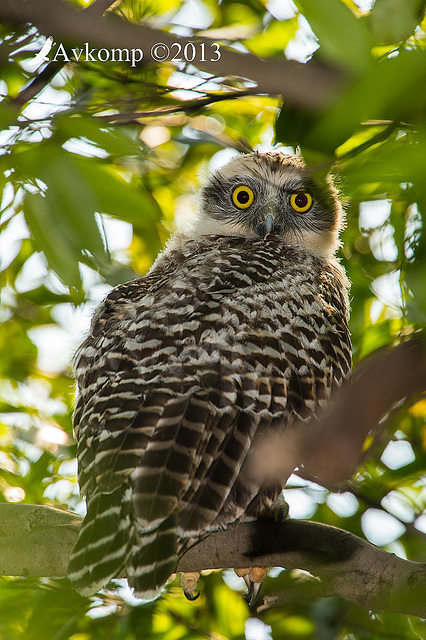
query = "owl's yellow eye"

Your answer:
(290, 190), (313, 213)
(232, 185), (255, 209)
